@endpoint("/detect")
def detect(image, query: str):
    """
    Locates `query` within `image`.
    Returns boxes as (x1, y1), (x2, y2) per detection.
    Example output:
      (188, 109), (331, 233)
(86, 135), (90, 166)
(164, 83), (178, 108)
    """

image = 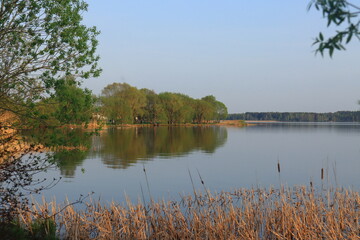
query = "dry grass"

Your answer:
(0, 110), (88, 164)
(217, 120), (247, 127)
(16, 186), (360, 239)
(0, 111), (42, 164)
